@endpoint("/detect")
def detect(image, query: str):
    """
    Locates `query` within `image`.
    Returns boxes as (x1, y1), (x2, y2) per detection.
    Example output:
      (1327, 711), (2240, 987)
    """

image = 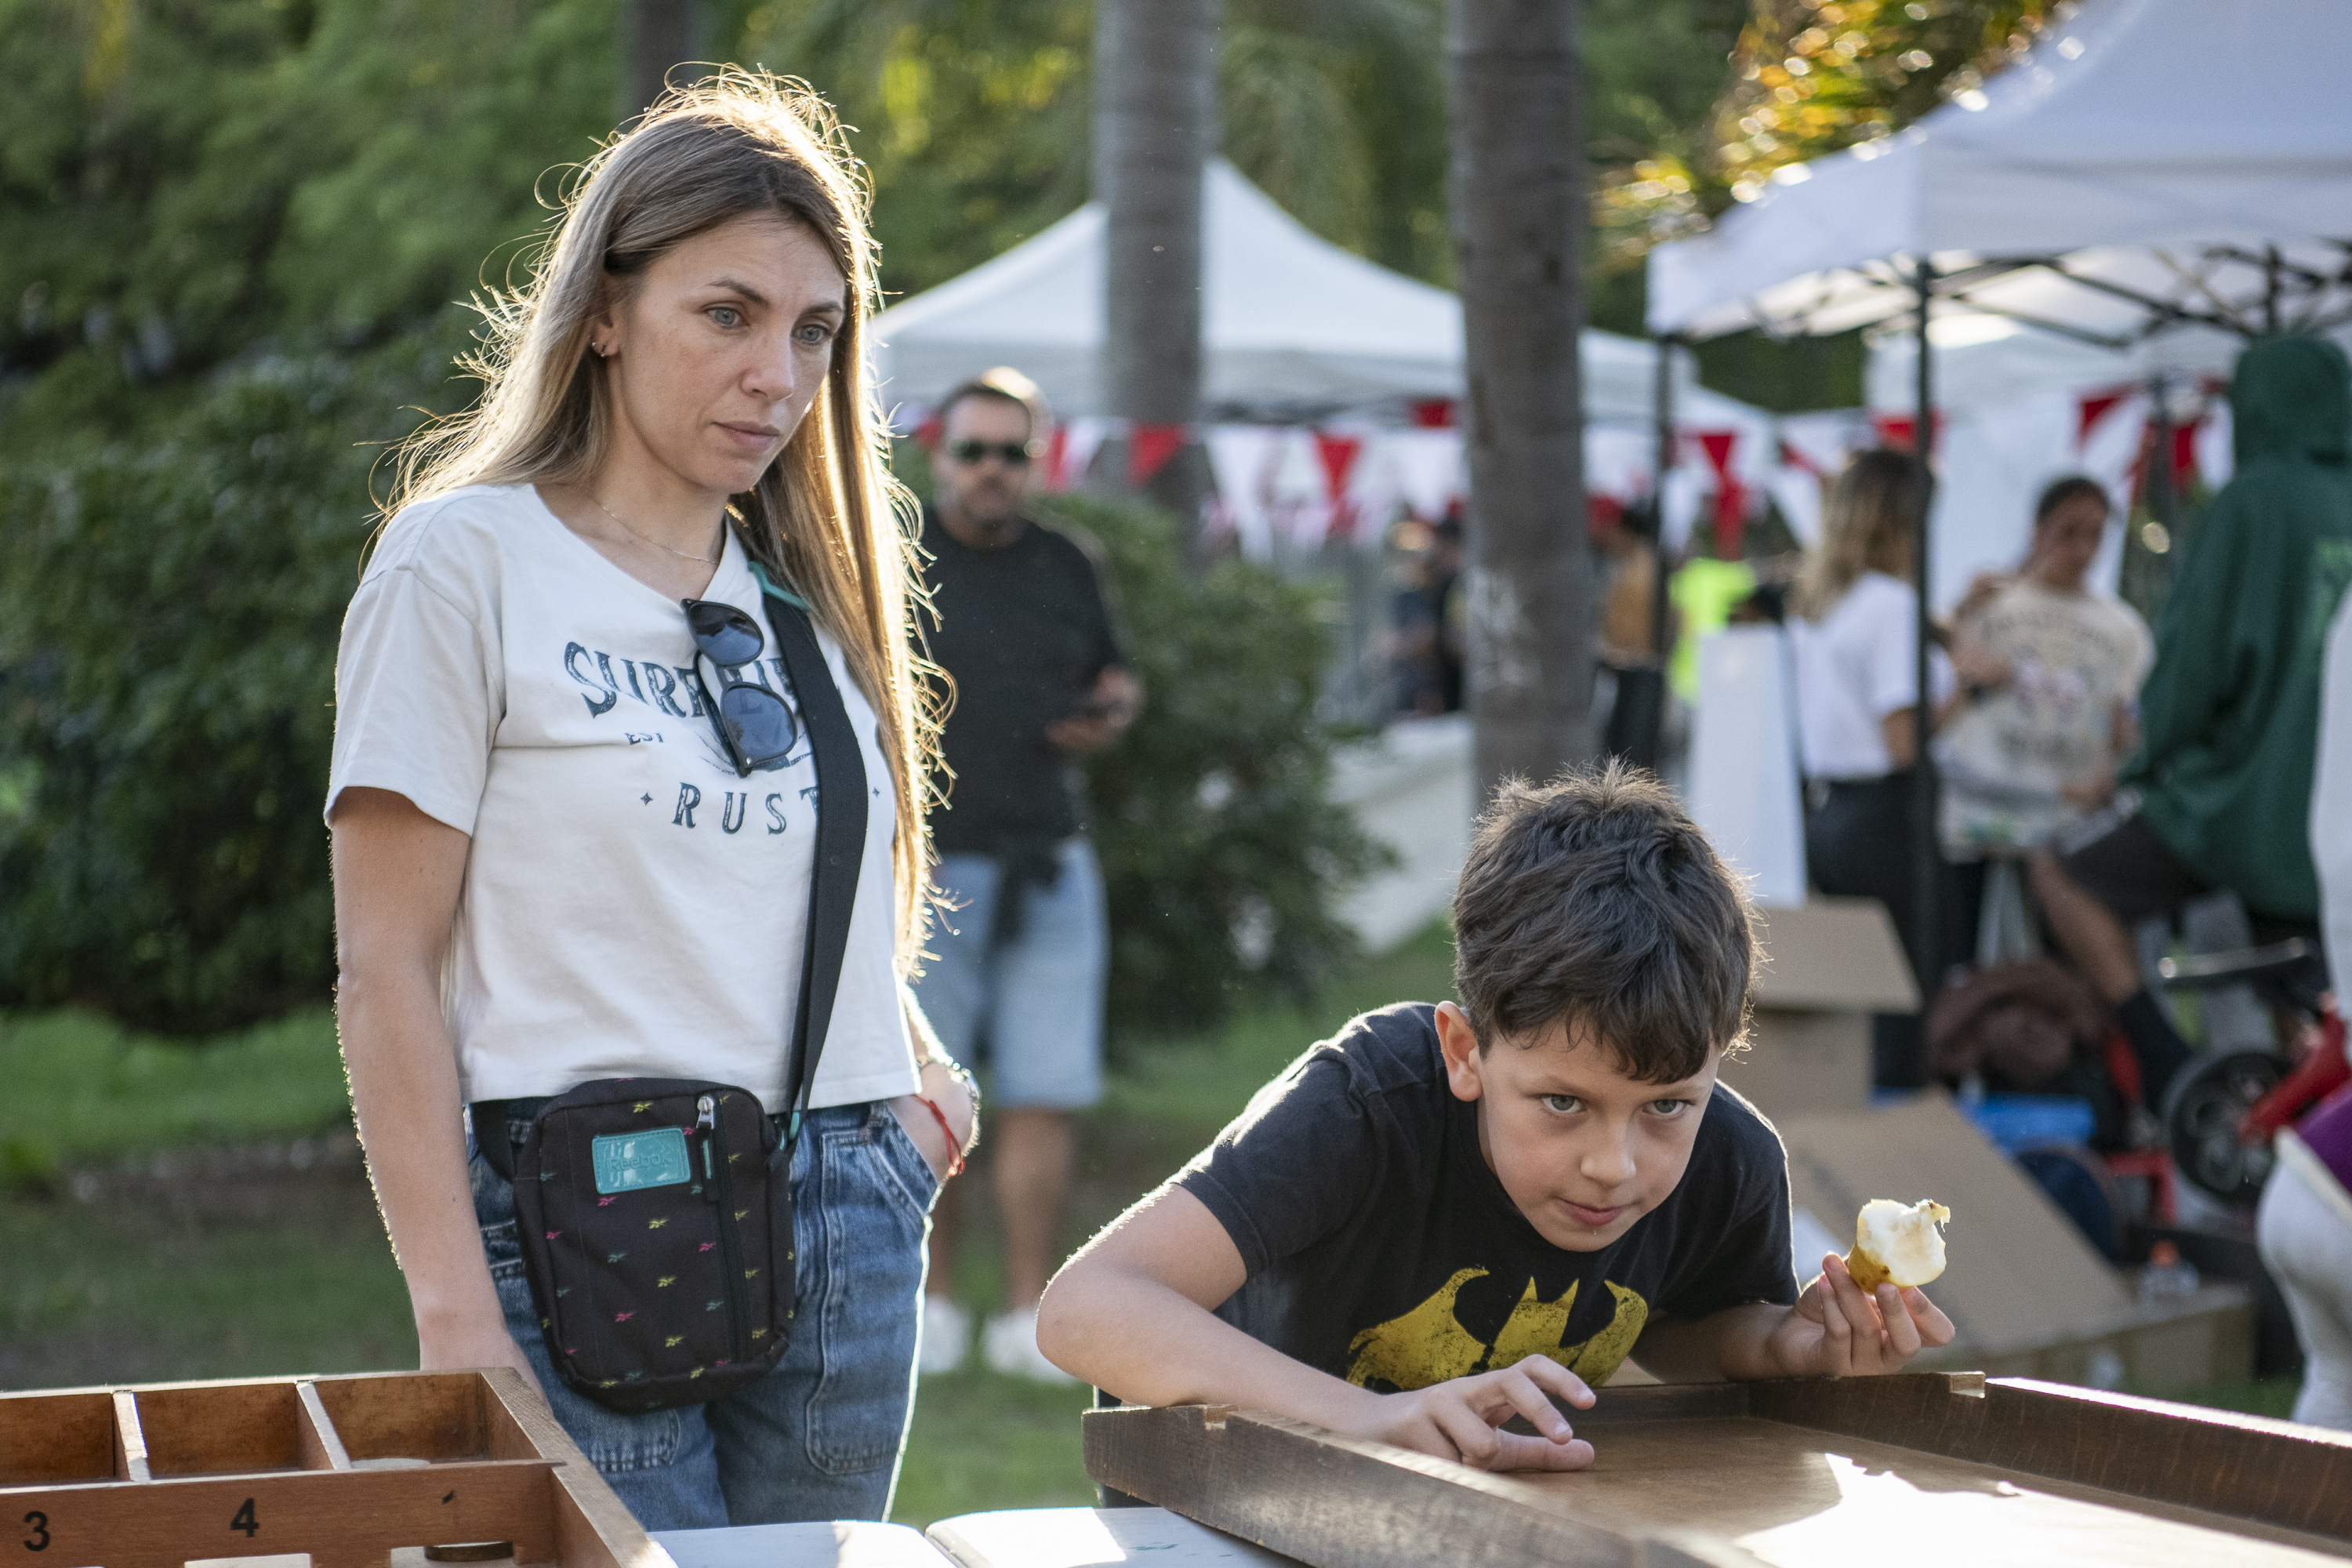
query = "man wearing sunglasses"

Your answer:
(914, 368), (1142, 1381)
